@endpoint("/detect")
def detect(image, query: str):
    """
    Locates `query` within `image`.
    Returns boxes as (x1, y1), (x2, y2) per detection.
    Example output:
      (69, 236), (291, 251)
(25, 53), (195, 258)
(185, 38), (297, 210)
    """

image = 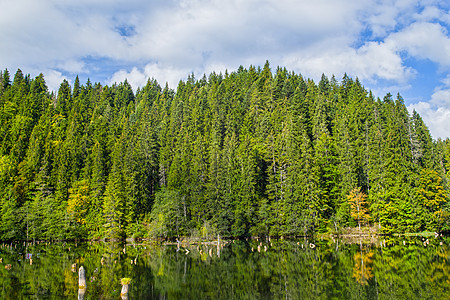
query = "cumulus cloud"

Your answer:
(131, 0), (370, 71)
(284, 40), (415, 83)
(43, 69), (70, 92)
(0, 0), (143, 73)
(362, 0), (417, 38)
(413, 5), (443, 22)
(1, 0), (450, 138)
(430, 88), (450, 107)
(56, 60), (86, 74)
(408, 74), (450, 139)
(408, 101), (450, 139)
(387, 22), (450, 66)
(0, 0), (368, 74)
(1, 0), (447, 82)
(108, 67), (148, 90)
(108, 63), (191, 90)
